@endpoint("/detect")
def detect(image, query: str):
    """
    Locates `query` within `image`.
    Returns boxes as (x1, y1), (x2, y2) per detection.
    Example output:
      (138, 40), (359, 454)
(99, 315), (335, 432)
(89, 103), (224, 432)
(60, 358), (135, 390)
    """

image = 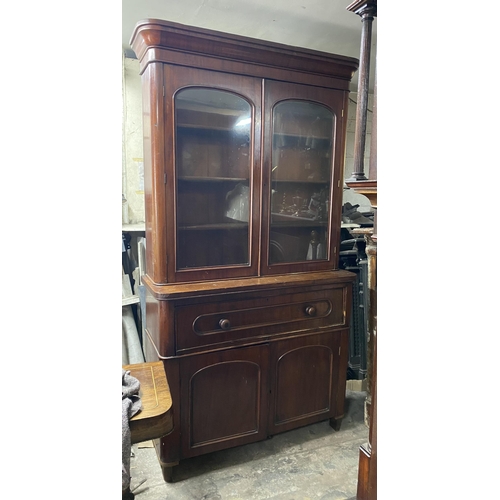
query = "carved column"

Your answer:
(346, 0), (377, 182)
(367, 69), (377, 181)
